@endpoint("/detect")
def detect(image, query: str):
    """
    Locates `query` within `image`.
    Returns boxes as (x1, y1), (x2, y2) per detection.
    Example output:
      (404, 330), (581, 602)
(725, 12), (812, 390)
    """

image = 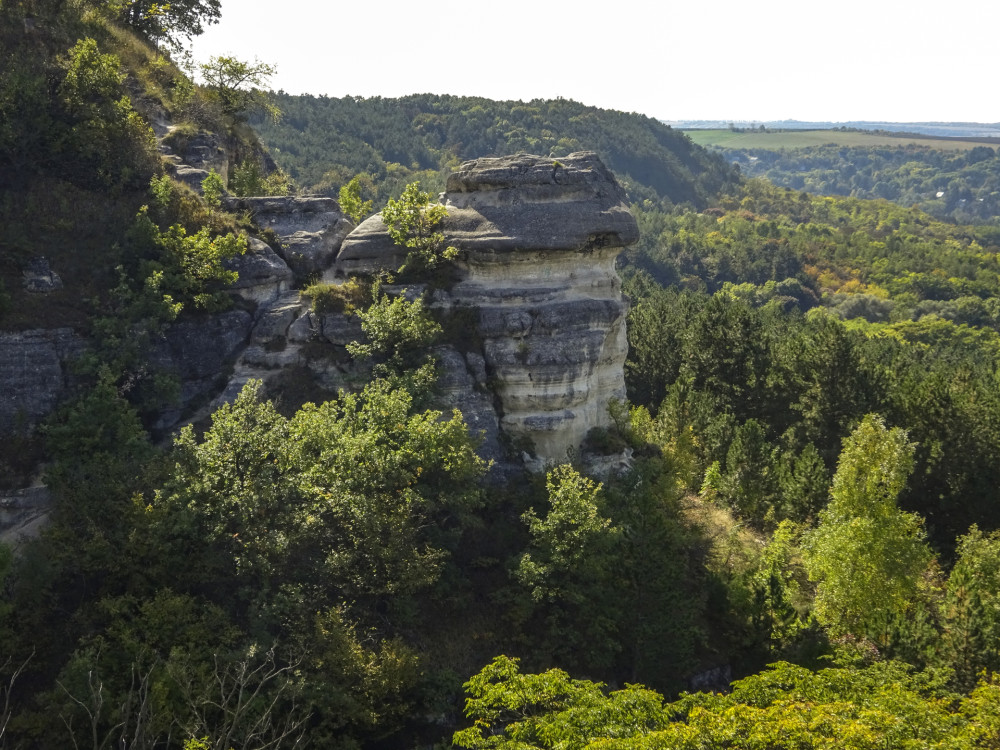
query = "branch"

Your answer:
(0, 651), (32, 746)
